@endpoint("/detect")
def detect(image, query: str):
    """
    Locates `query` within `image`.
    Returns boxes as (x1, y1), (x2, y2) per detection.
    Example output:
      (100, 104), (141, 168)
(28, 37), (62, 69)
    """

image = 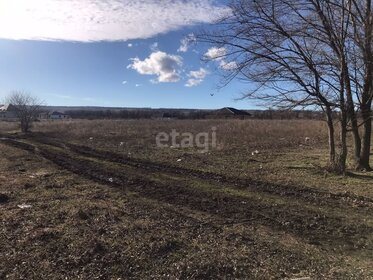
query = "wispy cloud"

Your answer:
(204, 47), (227, 61)
(185, 68), (208, 87)
(53, 94), (72, 99)
(205, 47), (237, 70)
(178, 33), (196, 53)
(0, 0), (229, 42)
(150, 42), (159, 52)
(82, 97), (96, 102)
(220, 61), (238, 70)
(128, 51), (183, 83)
